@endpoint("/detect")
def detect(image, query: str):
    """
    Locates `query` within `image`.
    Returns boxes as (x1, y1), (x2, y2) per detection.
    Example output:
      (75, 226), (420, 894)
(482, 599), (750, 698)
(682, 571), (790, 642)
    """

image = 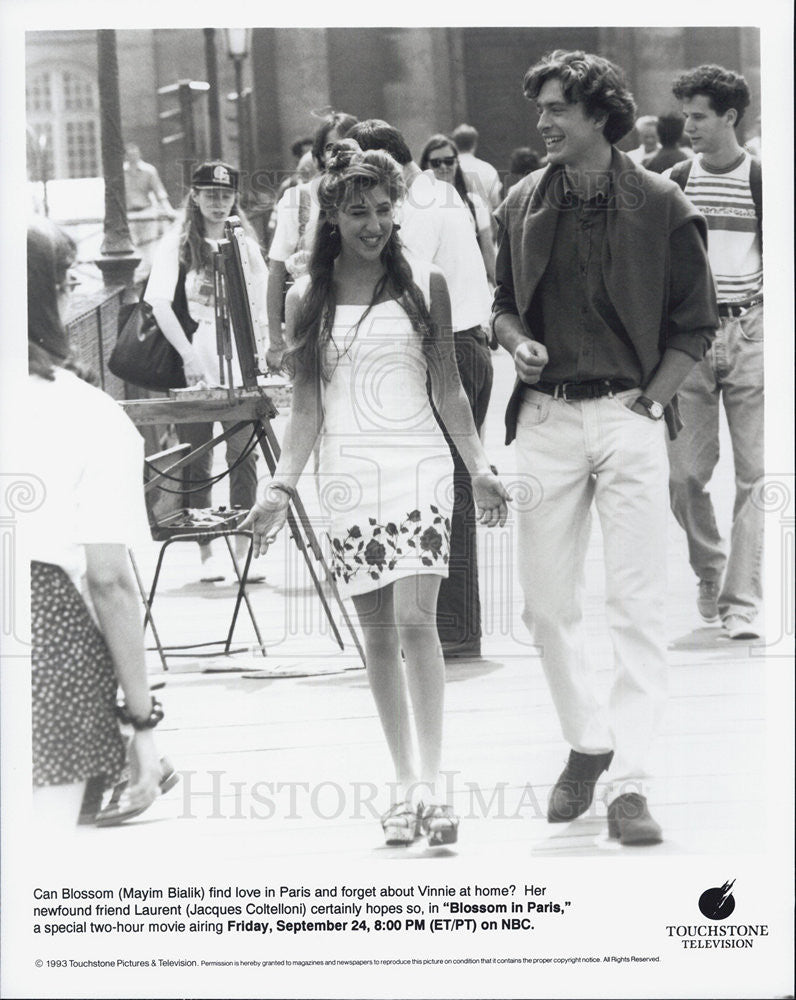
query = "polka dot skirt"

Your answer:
(31, 561), (126, 788)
